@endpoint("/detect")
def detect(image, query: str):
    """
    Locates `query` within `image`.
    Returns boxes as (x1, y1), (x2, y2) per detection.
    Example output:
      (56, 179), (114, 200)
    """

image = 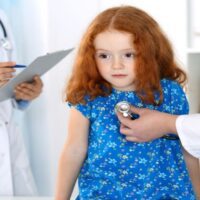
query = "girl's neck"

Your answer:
(112, 87), (136, 93)
(112, 86), (136, 92)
